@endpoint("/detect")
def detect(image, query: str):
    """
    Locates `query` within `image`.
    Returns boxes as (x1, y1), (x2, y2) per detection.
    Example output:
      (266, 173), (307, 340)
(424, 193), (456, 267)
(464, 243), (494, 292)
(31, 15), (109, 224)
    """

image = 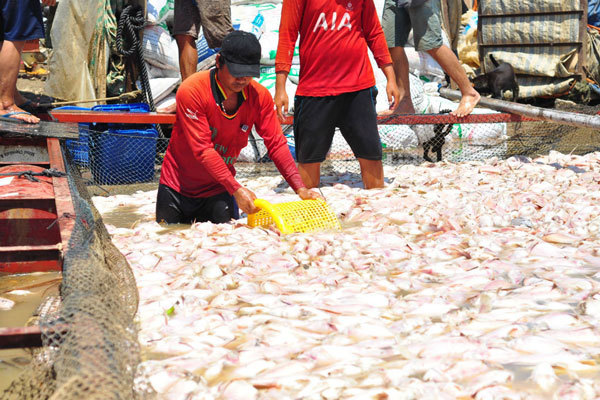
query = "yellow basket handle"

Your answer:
(253, 199), (292, 233)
